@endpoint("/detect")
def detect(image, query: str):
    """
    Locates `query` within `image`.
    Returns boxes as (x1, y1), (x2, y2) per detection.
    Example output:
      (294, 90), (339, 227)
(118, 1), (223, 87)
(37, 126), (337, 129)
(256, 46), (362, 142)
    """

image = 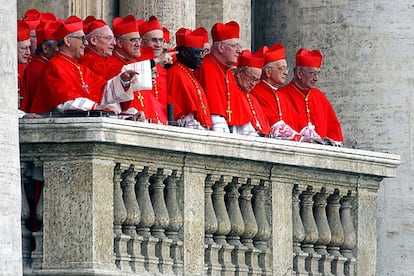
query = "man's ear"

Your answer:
(217, 42), (225, 54)
(41, 43), (49, 54)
